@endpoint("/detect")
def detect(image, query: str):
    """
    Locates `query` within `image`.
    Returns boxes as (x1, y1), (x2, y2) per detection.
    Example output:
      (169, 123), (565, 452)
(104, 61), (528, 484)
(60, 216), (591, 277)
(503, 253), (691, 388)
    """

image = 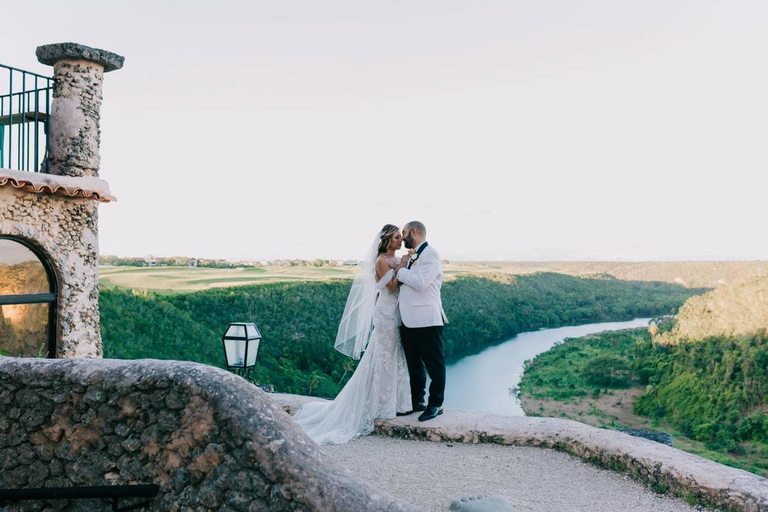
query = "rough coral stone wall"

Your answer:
(45, 59), (105, 178)
(0, 187), (100, 357)
(0, 357), (416, 512)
